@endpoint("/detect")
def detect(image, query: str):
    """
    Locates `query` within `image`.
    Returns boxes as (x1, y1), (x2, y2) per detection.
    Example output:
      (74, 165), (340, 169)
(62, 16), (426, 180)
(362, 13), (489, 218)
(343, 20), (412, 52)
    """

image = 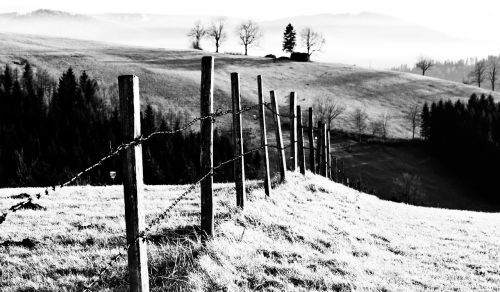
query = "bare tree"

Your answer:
(300, 27), (325, 57)
(404, 104), (421, 139)
(187, 21), (206, 50)
(207, 18), (227, 53)
(314, 96), (345, 131)
(415, 57), (433, 76)
(370, 120), (383, 136)
(487, 56), (499, 91)
(469, 60), (487, 88)
(351, 108), (369, 142)
(380, 112), (391, 139)
(237, 20), (262, 56)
